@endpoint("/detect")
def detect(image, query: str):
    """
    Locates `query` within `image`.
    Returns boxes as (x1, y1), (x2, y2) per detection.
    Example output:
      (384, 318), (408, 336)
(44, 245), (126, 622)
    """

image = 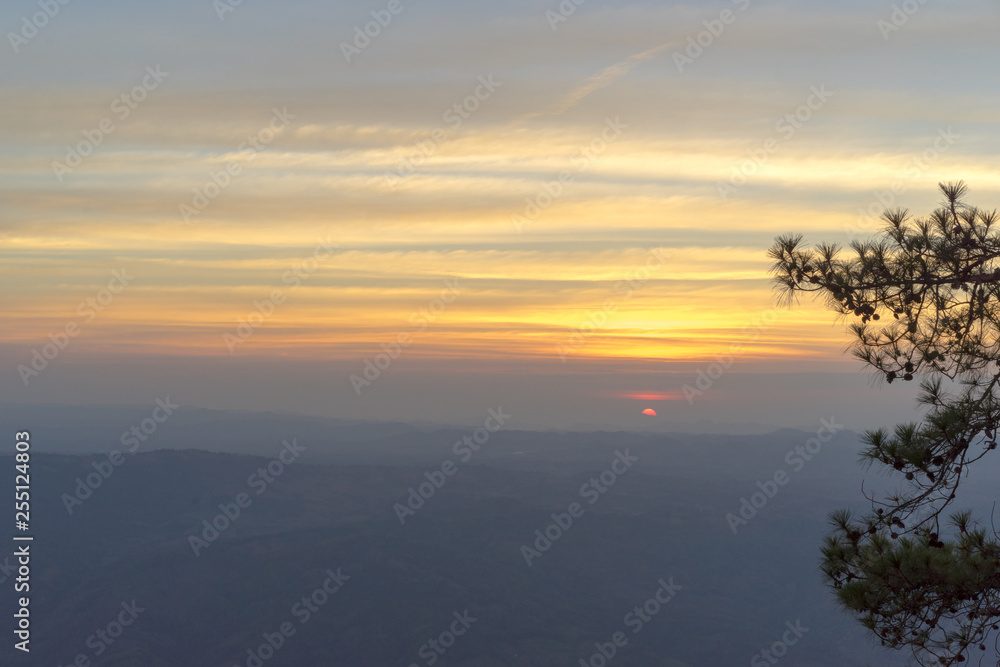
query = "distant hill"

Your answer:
(0, 407), (973, 665)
